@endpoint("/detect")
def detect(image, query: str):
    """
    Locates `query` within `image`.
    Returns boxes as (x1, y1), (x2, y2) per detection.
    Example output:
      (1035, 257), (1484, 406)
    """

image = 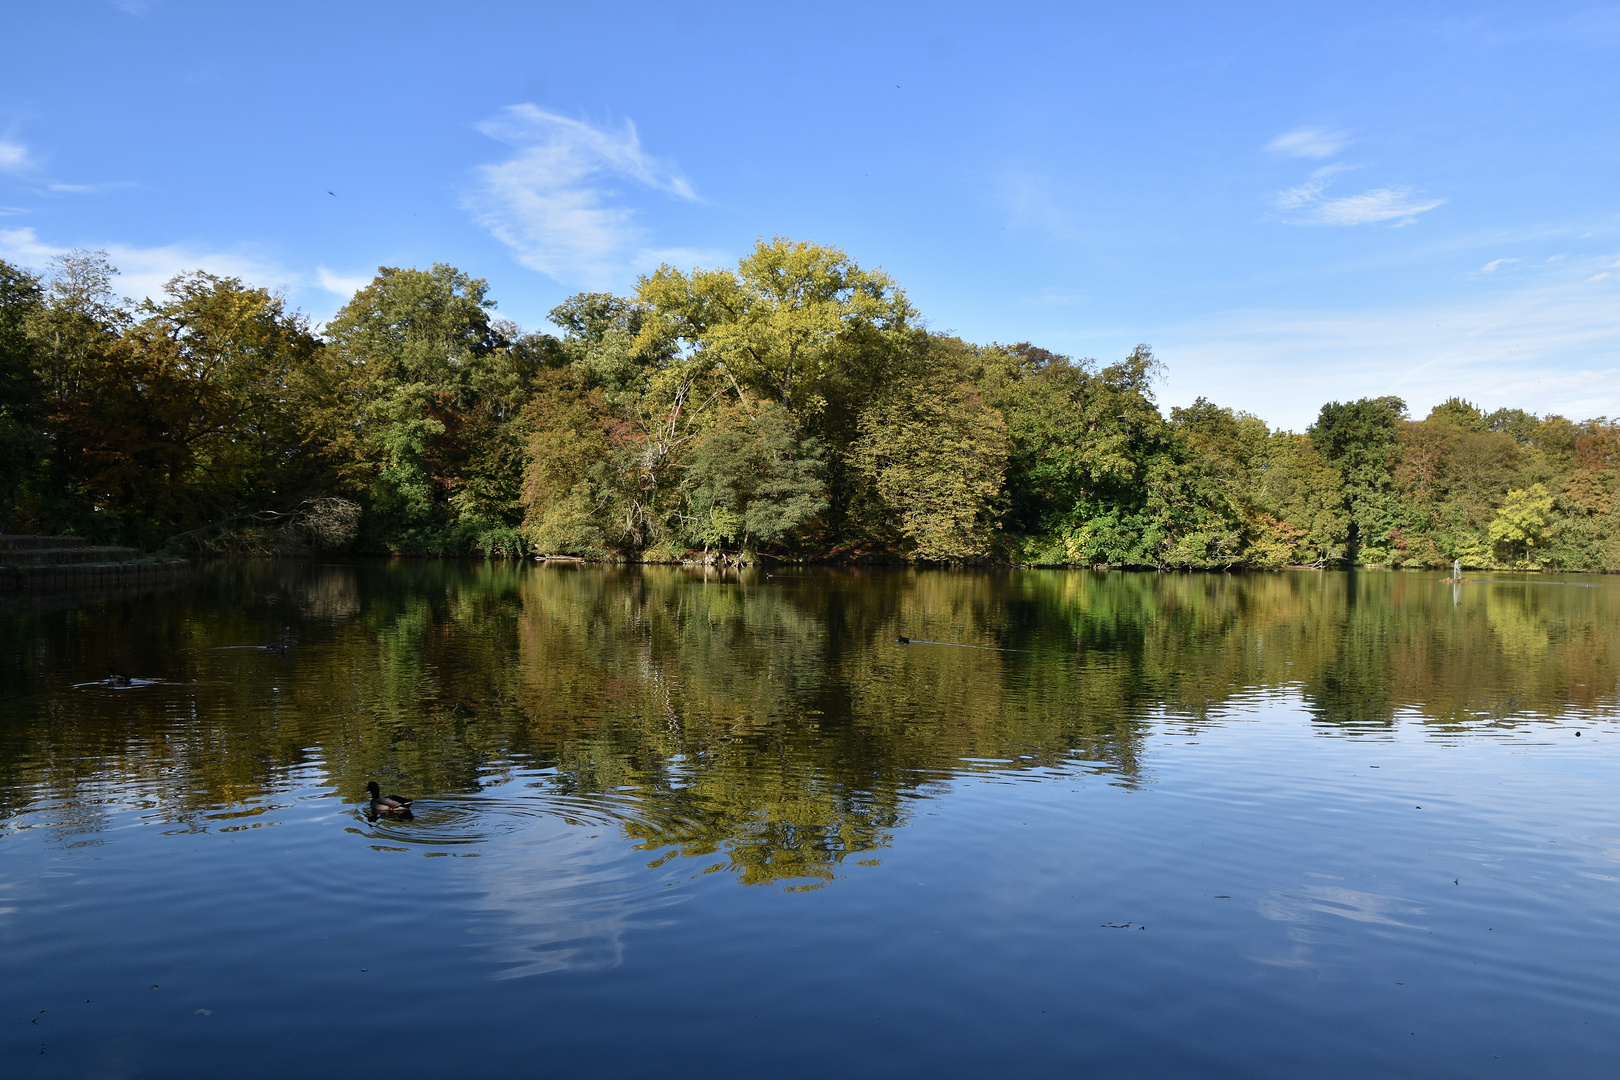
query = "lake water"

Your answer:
(2, 562), (1617, 1077)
